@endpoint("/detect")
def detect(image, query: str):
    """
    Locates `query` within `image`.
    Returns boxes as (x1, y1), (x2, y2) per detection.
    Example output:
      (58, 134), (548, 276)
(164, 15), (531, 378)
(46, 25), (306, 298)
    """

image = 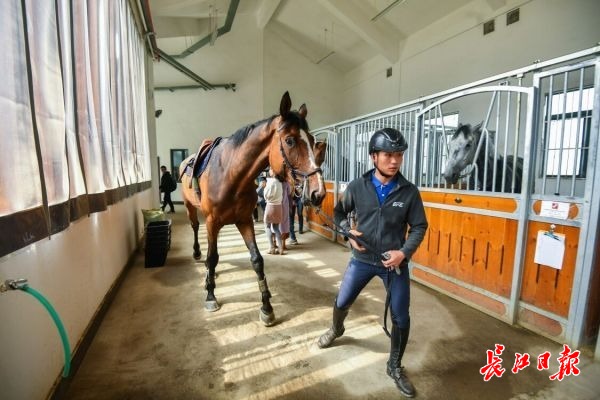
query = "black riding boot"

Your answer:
(318, 300), (349, 348)
(386, 323), (415, 398)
